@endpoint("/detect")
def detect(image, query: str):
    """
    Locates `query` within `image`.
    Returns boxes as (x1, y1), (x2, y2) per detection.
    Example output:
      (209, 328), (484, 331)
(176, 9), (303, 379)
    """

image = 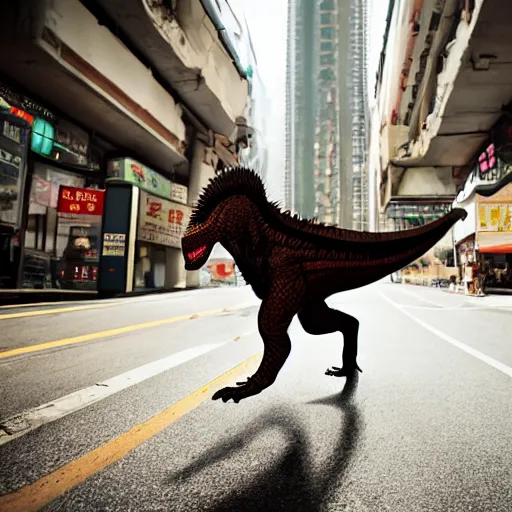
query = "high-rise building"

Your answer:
(284, 0), (369, 229)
